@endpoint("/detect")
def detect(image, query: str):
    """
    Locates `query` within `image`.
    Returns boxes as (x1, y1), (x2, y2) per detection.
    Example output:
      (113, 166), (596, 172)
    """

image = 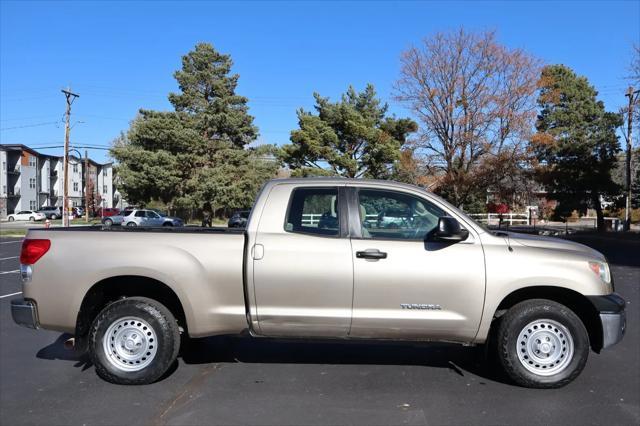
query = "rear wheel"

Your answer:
(103, 218), (113, 227)
(29, 216), (35, 222)
(8, 216), (14, 222)
(51, 214), (58, 220)
(495, 299), (589, 388)
(126, 222), (137, 227)
(89, 297), (180, 385)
